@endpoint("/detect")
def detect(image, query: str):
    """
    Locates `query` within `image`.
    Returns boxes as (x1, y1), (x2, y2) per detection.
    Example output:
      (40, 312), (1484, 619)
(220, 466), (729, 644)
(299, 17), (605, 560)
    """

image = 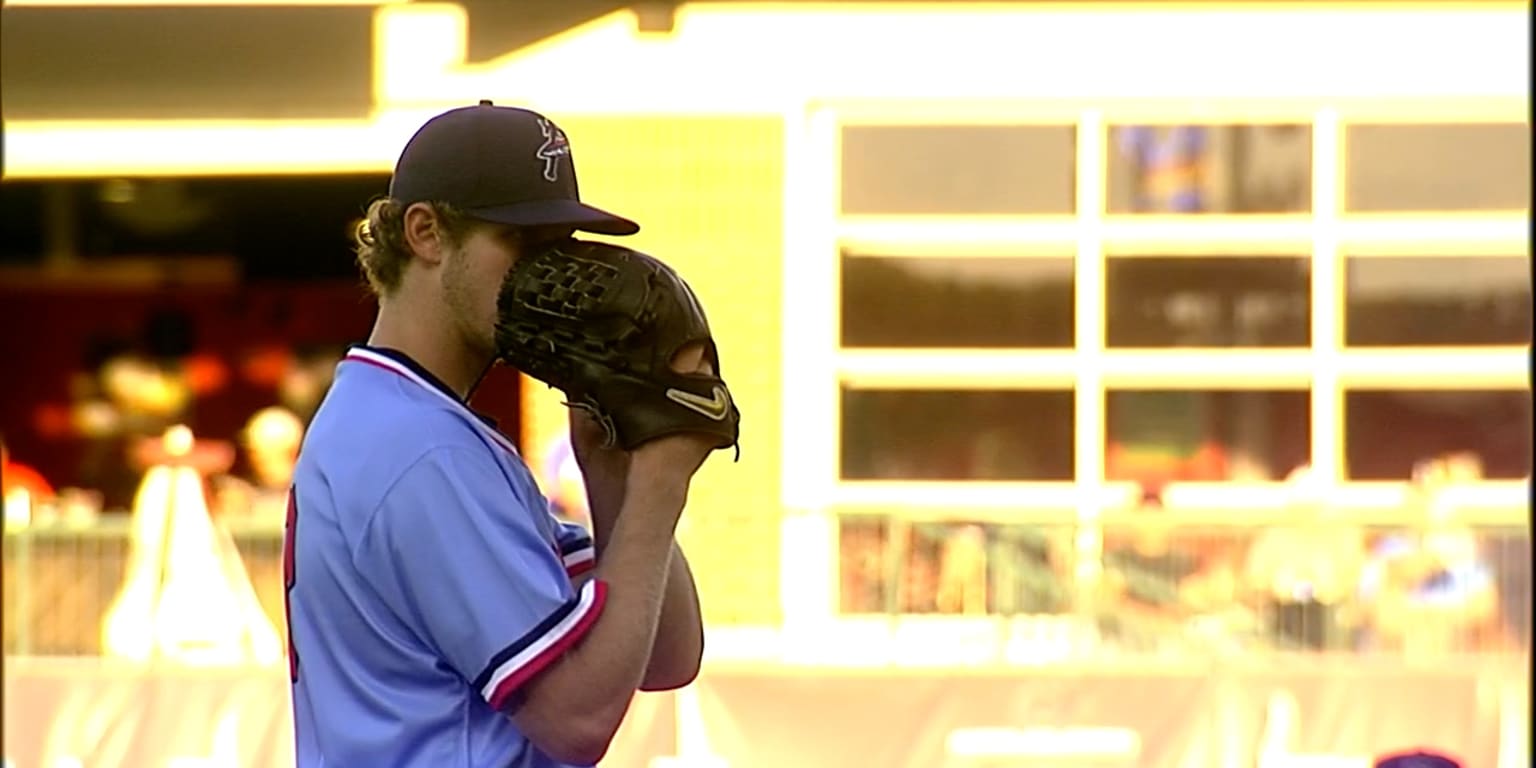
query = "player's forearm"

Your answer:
(514, 474), (687, 763)
(586, 470), (703, 690)
(641, 543), (704, 690)
(584, 468), (624, 558)
(570, 487), (680, 690)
